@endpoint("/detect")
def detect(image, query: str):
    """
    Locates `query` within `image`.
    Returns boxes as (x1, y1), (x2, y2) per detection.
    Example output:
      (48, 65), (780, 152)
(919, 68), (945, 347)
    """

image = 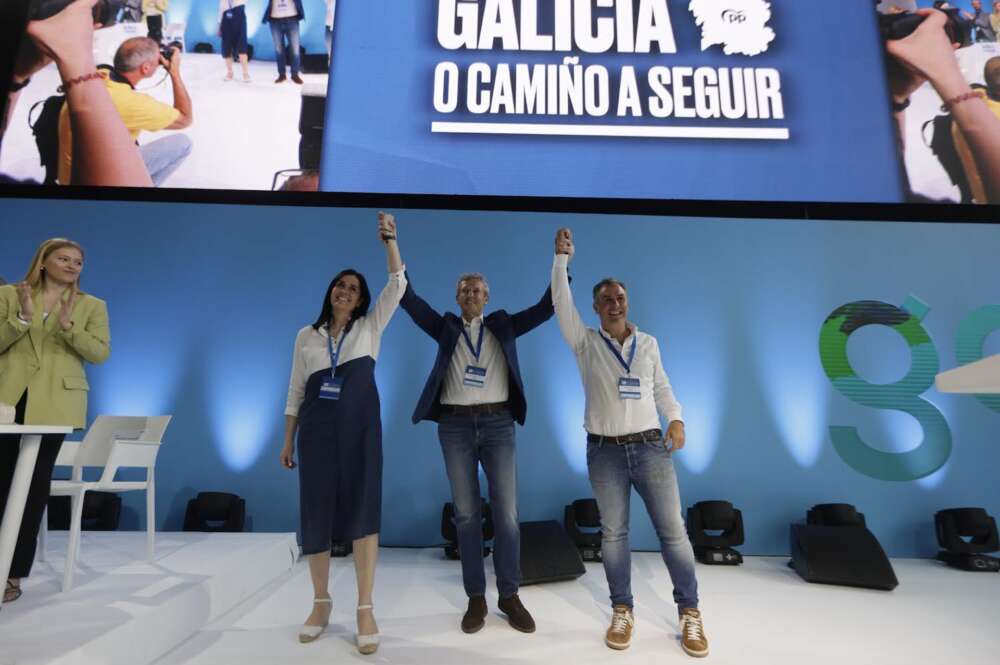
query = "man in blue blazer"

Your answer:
(400, 270), (554, 635)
